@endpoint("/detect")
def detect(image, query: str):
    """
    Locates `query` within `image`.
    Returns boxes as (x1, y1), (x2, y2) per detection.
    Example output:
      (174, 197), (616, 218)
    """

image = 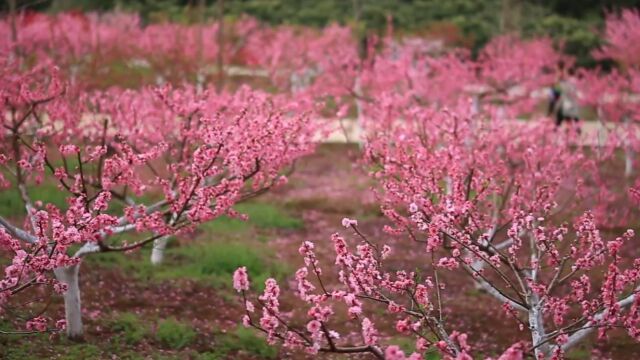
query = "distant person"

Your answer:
(548, 61), (580, 127)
